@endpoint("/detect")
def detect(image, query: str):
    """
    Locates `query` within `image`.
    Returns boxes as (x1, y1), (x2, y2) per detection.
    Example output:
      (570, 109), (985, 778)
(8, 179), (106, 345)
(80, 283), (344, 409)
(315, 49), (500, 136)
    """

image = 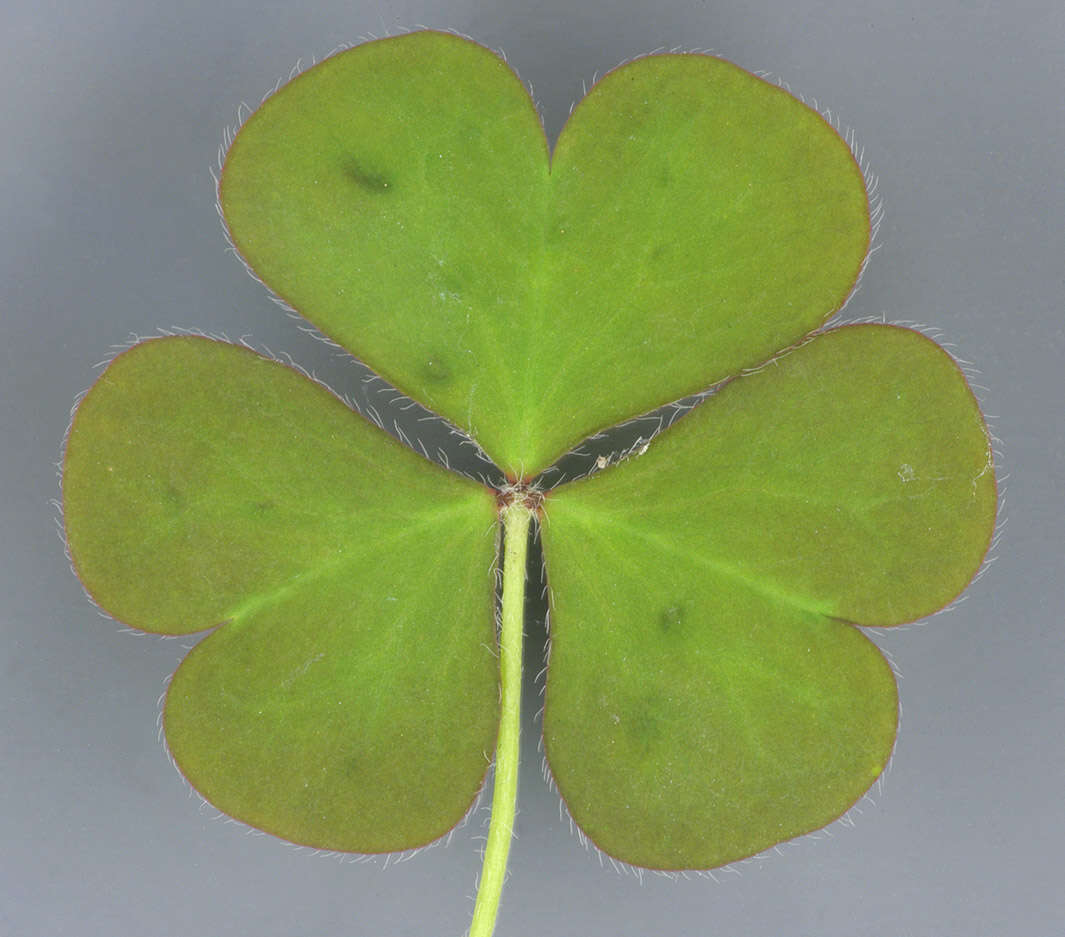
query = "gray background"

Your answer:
(3, 1), (1062, 935)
